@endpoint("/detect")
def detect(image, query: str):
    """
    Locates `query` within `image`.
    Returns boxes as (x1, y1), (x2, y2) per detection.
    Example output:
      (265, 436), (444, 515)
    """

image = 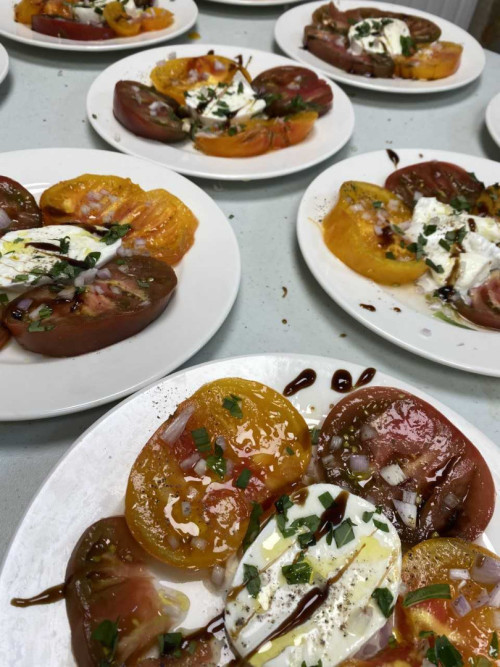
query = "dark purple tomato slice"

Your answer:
(0, 176), (42, 237)
(317, 386), (494, 546)
(456, 269), (500, 330)
(385, 161), (484, 209)
(4, 255), (177, 357)
(113, 80), (186, 143)
(31, 15), (116, 40)
(252, 66), (333, 117)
